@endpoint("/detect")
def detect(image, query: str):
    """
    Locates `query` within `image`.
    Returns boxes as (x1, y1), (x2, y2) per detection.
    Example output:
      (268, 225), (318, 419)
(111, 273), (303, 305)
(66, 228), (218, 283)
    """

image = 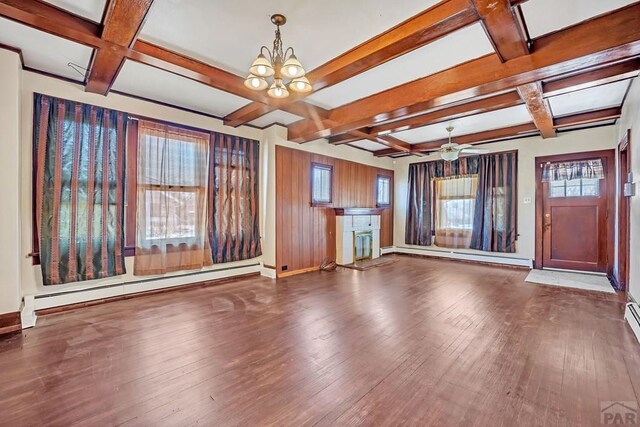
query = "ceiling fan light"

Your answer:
(244, 74), (268, 91)
(289, 76), (312, 93)
(250, 53), (274, 77)
(440, 150), (459, 162)
(268, 80), (290, 98)
(281, 54), (305, 78)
